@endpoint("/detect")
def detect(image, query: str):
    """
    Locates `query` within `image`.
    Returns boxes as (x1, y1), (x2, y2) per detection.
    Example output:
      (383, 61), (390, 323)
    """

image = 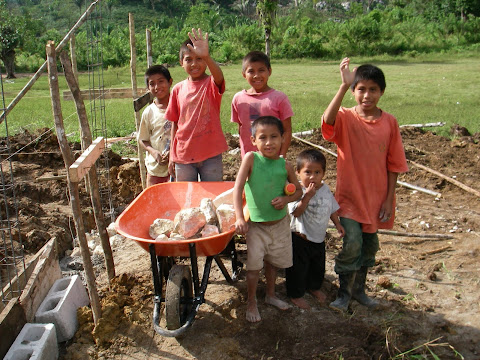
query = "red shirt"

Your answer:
(165, 75), (228, 164)
(322, 107), (408, 232)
